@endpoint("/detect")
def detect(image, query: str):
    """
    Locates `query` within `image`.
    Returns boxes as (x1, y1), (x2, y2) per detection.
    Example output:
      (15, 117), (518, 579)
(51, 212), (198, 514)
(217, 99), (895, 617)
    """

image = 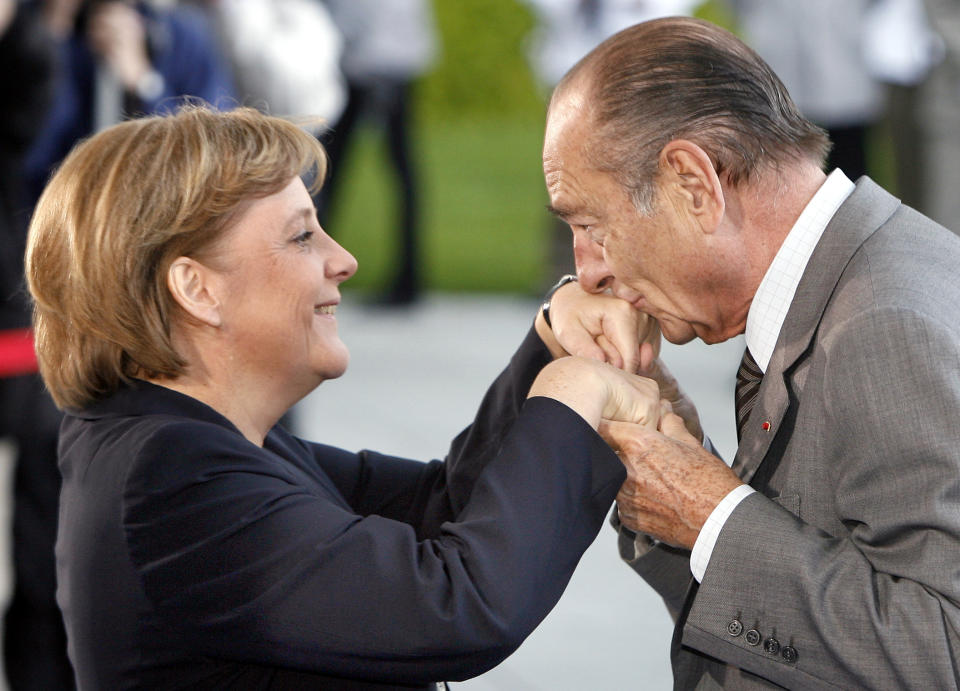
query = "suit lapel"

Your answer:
(731, 178), (900, 484)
